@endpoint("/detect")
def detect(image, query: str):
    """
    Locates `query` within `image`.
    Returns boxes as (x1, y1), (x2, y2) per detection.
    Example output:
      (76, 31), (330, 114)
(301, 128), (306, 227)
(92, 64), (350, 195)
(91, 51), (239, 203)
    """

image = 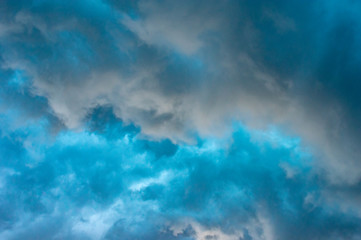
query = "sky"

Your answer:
(0, 0), (361, 239)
